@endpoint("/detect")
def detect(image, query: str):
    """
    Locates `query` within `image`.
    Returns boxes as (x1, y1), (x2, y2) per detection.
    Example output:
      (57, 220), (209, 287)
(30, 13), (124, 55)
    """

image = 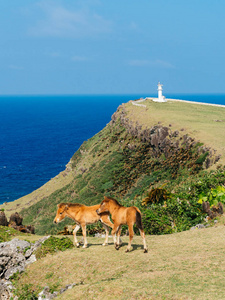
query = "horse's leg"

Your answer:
(111, 224), (120, 249)
(100, 215), (123, 246)
(100, 214), (114, 229)
(100, 215), (113, 246)
(101, 223), (110, 246)
(73, 224), (80, 247)
(81, 224), (88, 248)
(126, 223), (134, 252)
(116, 225), (122, 249)
(139, 229), (148, 253)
